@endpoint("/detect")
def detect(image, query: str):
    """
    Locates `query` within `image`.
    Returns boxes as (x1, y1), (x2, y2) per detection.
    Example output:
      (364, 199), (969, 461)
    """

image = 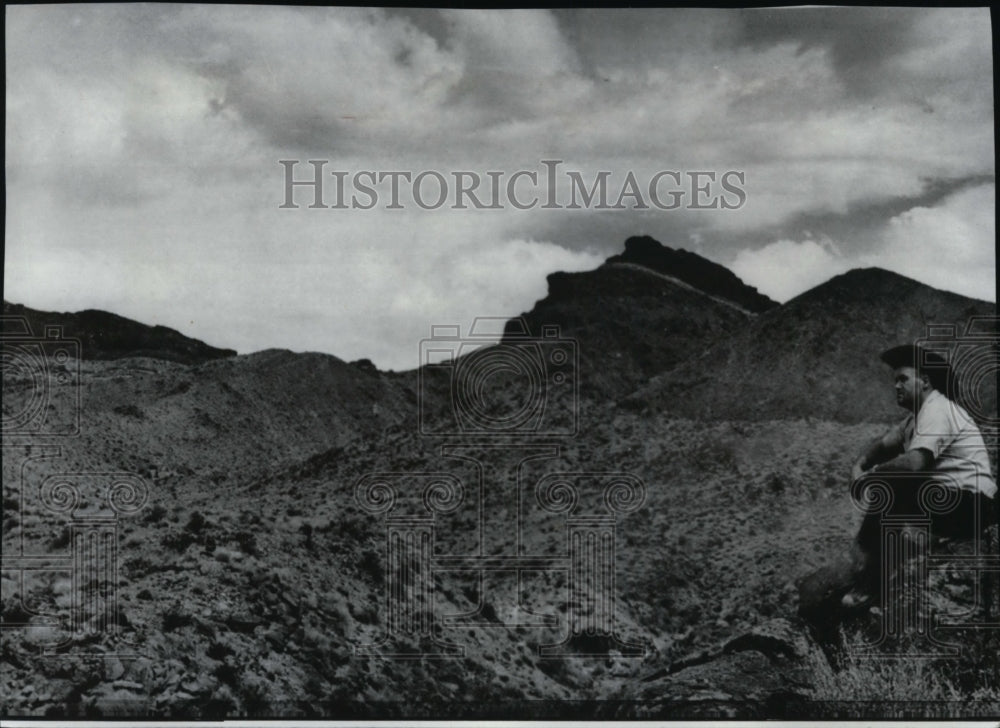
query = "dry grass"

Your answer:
(805, 626), (1000, 717)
